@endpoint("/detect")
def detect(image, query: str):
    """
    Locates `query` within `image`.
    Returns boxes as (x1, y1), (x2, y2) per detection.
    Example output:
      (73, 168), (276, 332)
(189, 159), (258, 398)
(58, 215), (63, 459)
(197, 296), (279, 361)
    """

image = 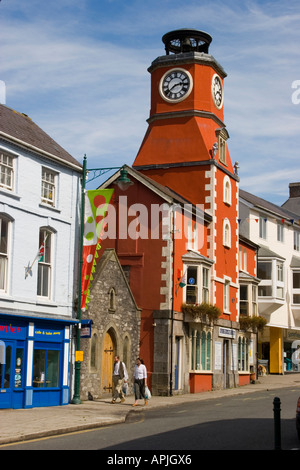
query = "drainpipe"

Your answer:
(169, 206), (175, 396)
(72, 155), (87, 404)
